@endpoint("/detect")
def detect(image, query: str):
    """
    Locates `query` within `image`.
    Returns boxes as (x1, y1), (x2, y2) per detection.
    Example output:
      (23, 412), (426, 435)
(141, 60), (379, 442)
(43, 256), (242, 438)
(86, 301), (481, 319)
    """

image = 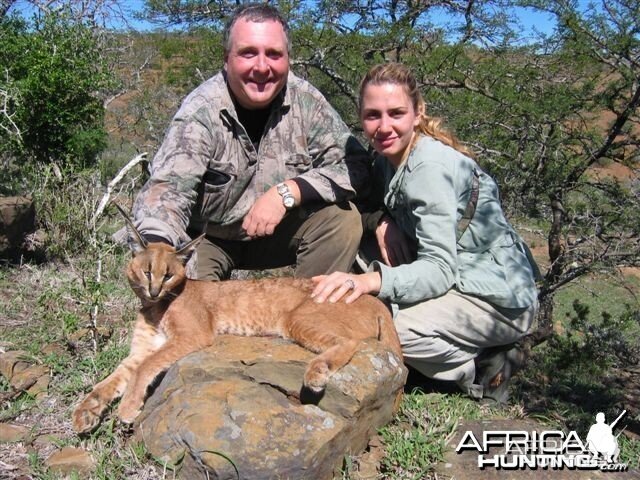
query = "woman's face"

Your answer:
(360, 82), (420, 167)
